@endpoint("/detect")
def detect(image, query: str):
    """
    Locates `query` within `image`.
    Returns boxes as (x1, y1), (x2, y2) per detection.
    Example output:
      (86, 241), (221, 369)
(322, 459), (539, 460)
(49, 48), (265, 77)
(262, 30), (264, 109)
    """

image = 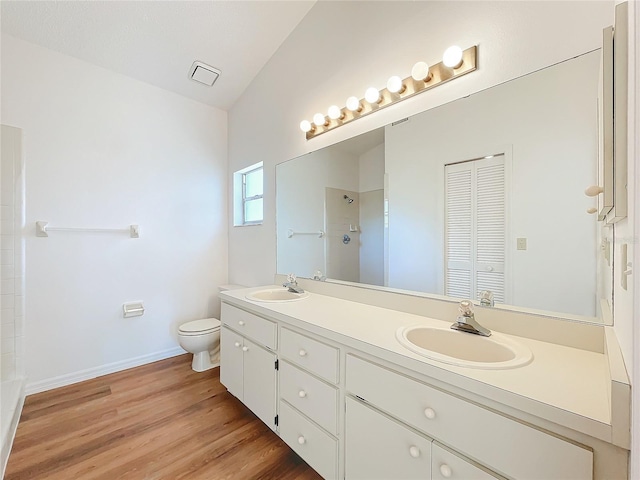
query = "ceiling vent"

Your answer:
(189, 61), (221, 87)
